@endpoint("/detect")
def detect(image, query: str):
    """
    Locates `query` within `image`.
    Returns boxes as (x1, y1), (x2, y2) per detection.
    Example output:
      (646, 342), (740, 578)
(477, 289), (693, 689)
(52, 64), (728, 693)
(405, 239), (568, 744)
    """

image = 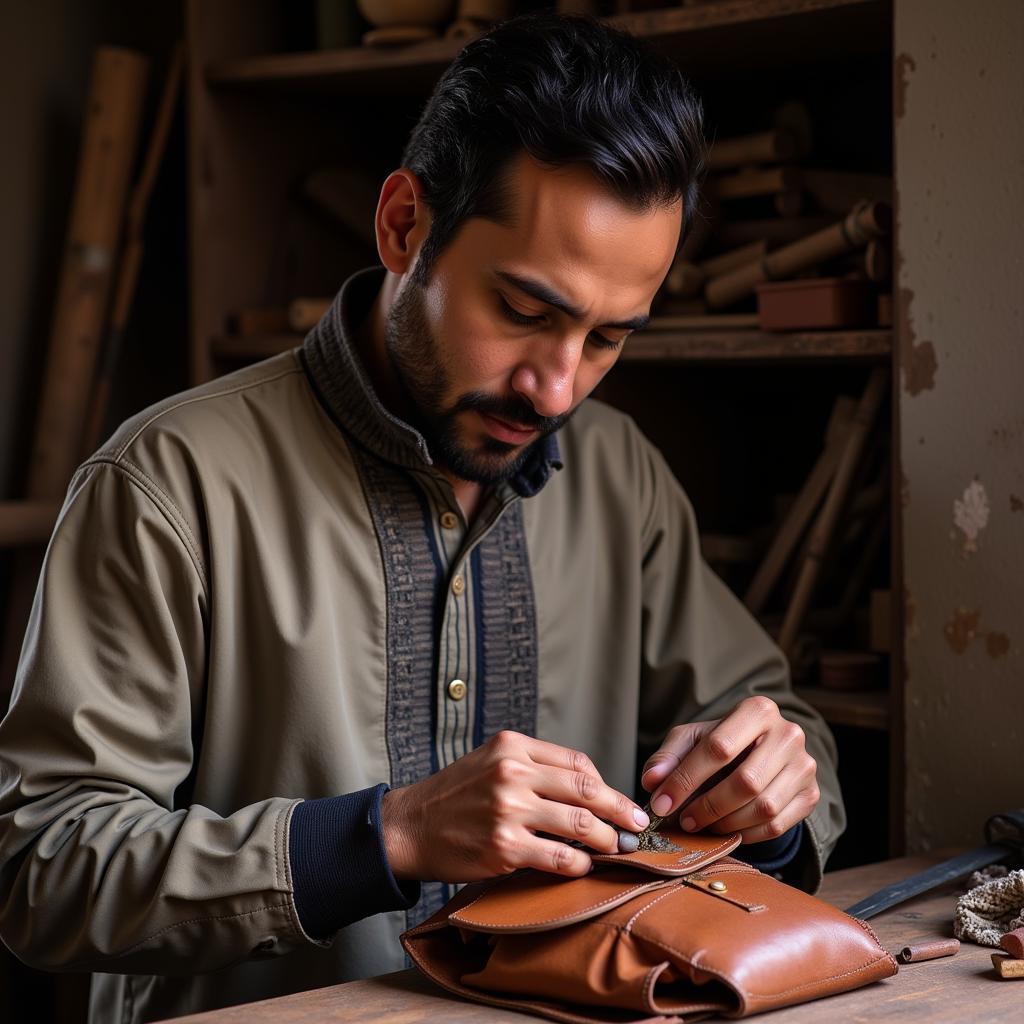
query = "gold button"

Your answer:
(451, 574), (465, 596)
(440, 511), (459, 529)
(447, 679), (467, 701)
(708, 880), (728, 892)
